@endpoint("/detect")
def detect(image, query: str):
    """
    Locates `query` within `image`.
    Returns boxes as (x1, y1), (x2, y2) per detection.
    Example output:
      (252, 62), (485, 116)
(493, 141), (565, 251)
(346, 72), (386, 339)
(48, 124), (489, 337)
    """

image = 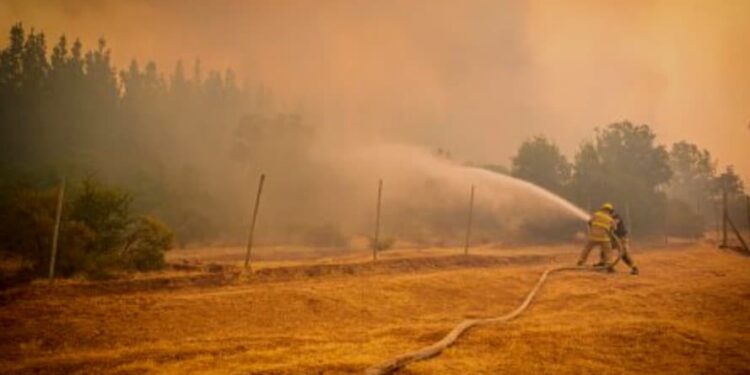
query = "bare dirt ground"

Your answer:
(1, 242), (749, 374)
